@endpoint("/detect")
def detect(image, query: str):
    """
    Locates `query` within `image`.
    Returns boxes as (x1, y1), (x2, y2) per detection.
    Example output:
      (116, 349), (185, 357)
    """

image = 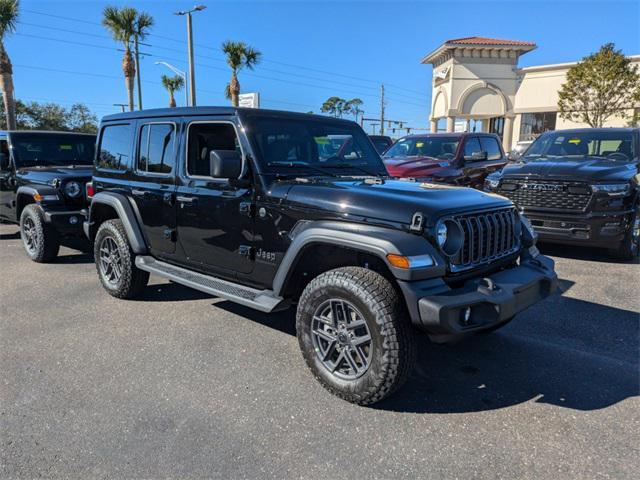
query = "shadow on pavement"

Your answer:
(137, 281), (213, 302)
(215, 285), (639, 414)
